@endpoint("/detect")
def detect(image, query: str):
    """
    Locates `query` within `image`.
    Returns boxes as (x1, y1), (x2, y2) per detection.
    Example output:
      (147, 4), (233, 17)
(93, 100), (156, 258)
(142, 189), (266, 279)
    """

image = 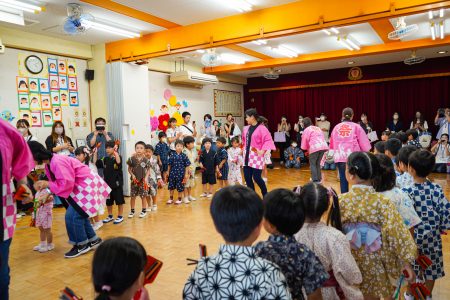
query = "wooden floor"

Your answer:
(9, 167), (450, 300)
